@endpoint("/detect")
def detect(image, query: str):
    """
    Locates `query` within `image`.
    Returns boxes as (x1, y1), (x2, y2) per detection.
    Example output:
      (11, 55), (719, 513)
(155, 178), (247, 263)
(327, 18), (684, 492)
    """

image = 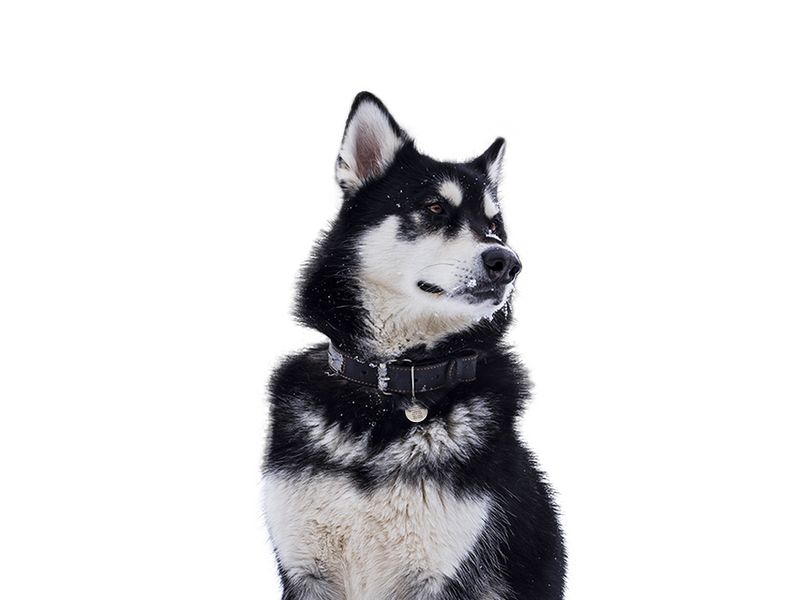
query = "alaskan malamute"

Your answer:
(263, 92), (566, 599)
